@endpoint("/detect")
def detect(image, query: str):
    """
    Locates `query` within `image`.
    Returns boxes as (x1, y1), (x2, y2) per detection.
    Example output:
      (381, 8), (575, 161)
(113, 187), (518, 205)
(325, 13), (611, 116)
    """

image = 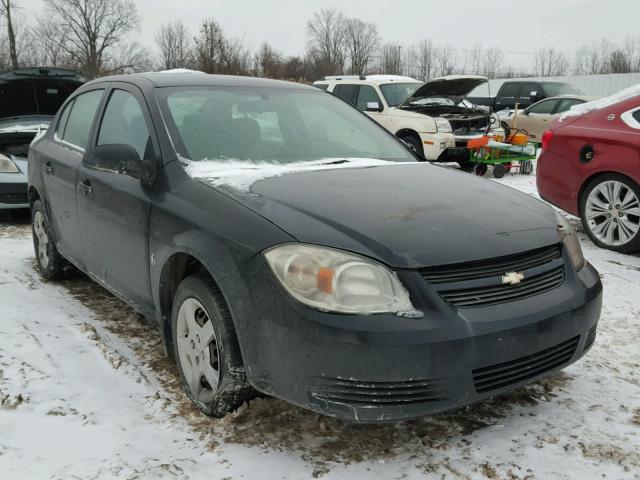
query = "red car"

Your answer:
(537, 91), (640, 253)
